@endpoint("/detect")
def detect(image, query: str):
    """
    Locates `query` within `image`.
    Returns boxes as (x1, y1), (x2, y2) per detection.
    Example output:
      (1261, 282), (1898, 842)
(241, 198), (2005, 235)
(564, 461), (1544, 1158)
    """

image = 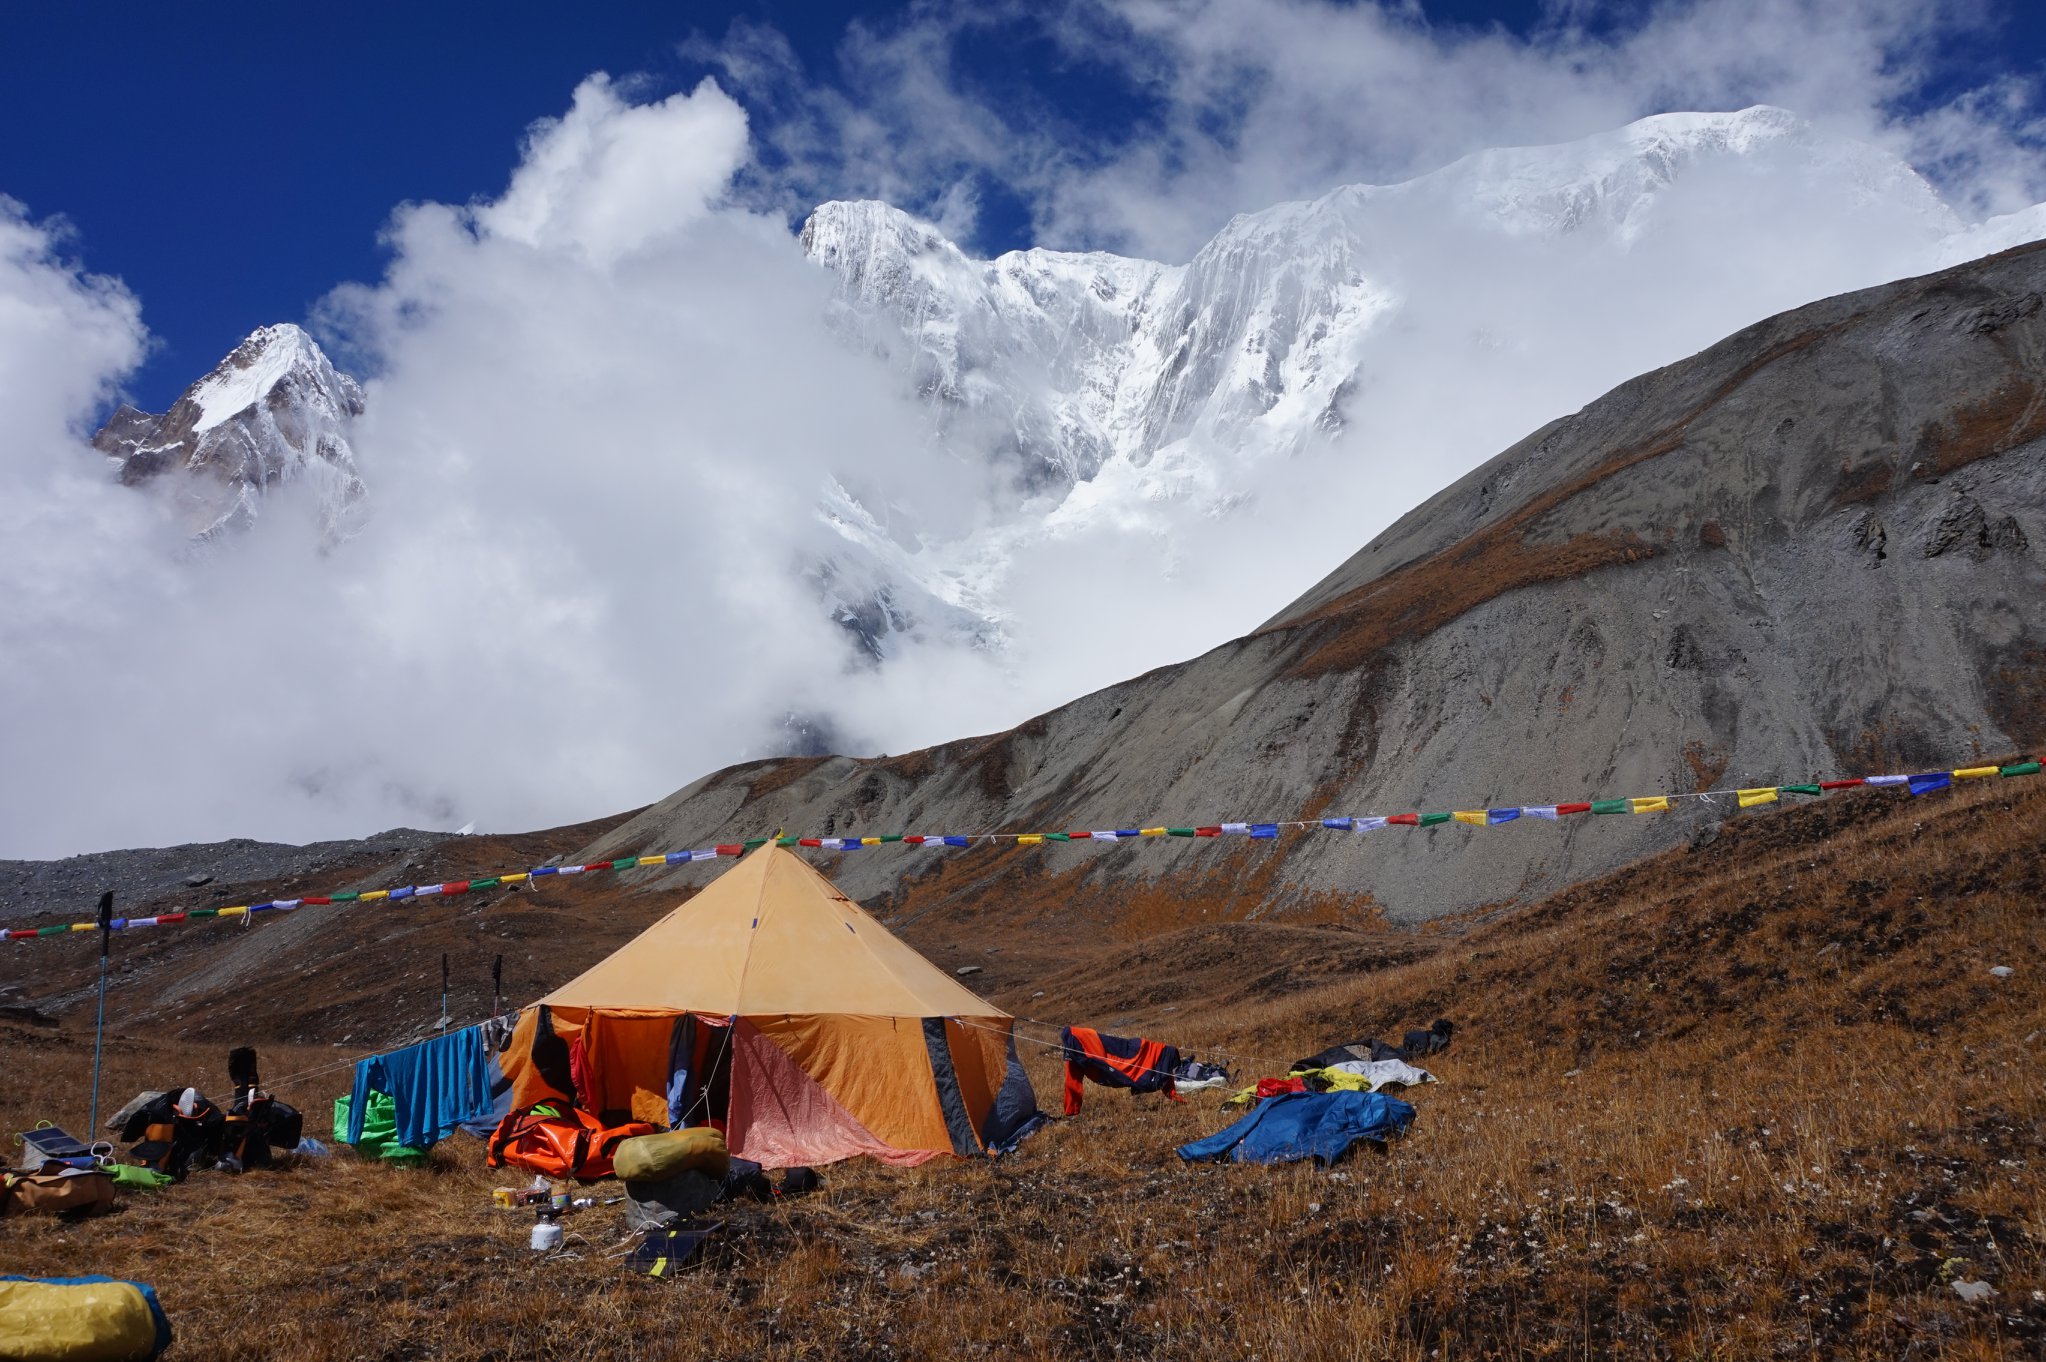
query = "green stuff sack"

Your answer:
(0, 1274), (172, 1361)
(332, 1091), (425, 1163)
(613, 1128), (730, 1184)
(107, 1166), (171, 1193)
